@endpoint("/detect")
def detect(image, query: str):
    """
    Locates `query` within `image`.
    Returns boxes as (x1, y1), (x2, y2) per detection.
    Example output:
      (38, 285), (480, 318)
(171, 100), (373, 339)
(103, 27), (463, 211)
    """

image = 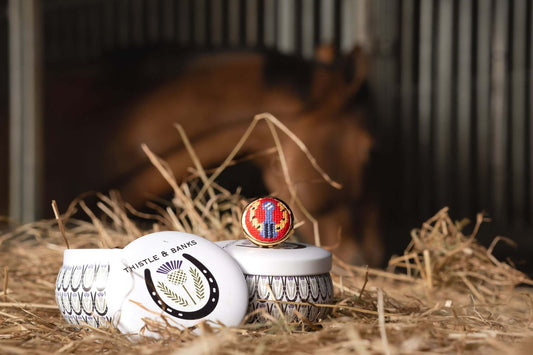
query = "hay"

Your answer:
(387, 208), (533, 301)
(1, 113), (533, 354)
